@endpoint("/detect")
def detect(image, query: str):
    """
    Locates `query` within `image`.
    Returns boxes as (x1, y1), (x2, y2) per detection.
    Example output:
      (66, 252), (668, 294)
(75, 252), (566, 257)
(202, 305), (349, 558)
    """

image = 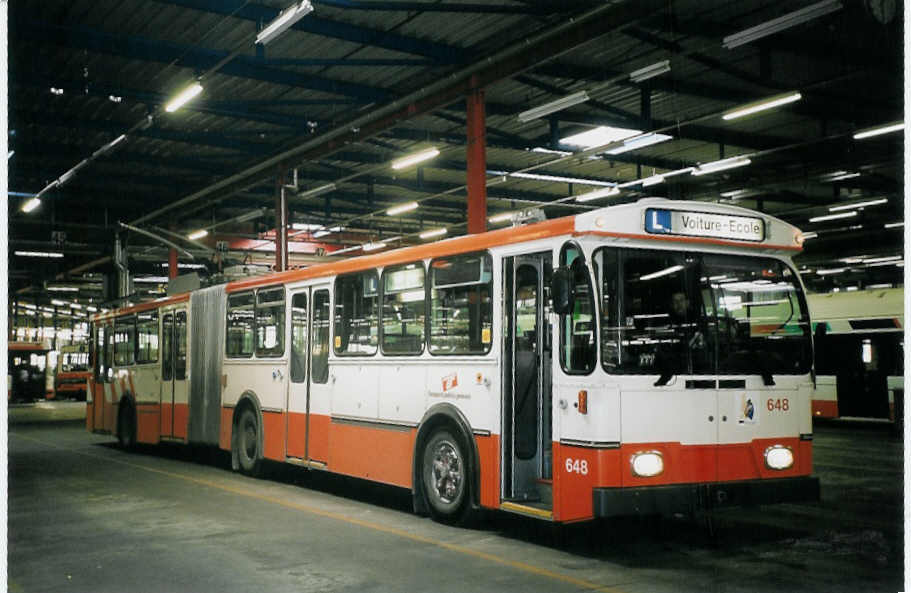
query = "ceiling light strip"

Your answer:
(722, 91), (802, 120)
